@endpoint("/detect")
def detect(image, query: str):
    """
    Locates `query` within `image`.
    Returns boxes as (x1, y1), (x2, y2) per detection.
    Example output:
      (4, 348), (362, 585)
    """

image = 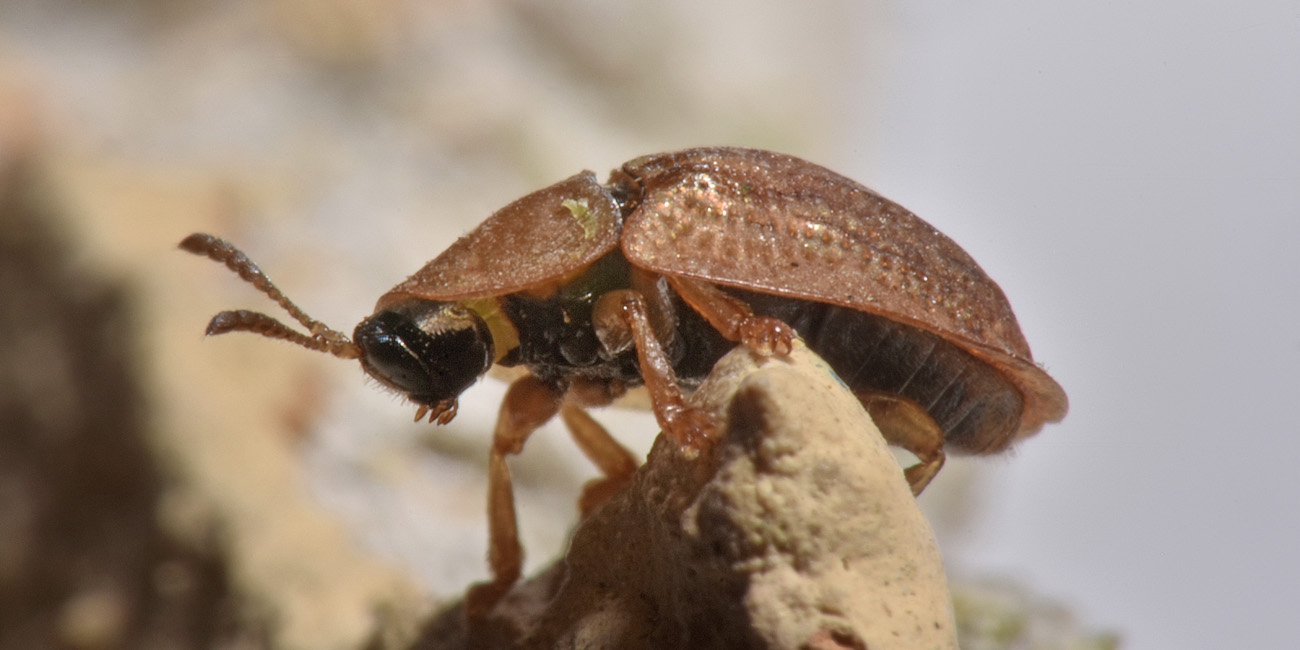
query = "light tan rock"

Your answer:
(413, 342), (957, 650)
